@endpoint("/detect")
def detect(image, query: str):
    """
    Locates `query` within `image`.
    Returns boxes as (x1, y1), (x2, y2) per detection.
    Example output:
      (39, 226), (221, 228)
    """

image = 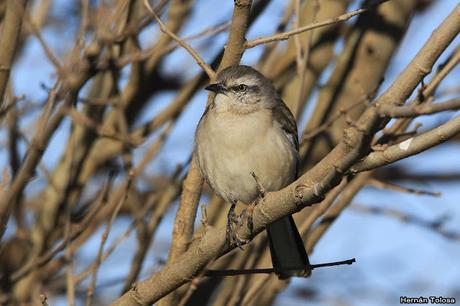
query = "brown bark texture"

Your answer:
(0, 1), (459, 305)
